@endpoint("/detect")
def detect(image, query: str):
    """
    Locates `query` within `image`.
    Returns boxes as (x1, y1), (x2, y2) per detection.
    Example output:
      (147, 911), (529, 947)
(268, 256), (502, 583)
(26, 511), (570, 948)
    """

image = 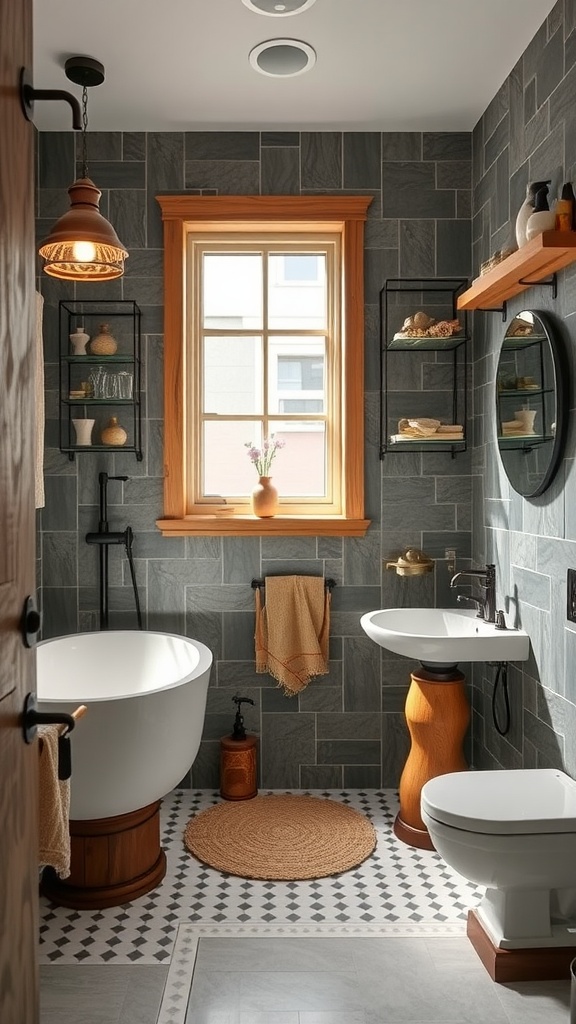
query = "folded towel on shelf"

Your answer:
(38, 726), (70, 879)
(255, 575), (330, 696)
